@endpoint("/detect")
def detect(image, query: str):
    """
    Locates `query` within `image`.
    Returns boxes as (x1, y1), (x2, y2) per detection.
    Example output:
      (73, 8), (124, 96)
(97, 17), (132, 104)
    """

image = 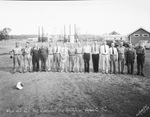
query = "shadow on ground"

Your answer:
(0, 66), (12, 72)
